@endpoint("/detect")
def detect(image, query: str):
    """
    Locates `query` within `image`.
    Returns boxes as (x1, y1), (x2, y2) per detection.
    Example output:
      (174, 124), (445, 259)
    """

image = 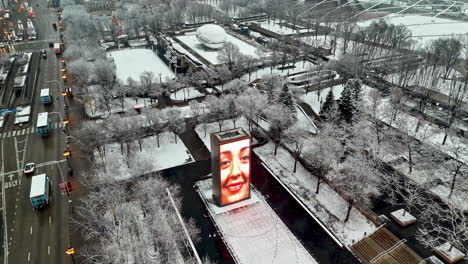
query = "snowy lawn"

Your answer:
(361, 85), (468, 212)
(176, 33), (258, 65)
(94, 132), (194, 182)
(256, 19), (310, 35)
(300, 84), (345, 114)
(300, 82), (468, 213)
(85, 93), (155, 118)
(195, 119), (377, 246)
(241, 60), (317, 82)
(107, 48), (176, 84)
(255, 143), (377, 246)
(384, 68), (463, 97)
(357, 14), (468, 45)
(169, 87), (205, 101)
